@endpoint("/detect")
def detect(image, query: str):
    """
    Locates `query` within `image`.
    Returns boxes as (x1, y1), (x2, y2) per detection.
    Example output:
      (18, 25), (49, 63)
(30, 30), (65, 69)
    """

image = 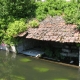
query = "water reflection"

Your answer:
(0, 50), (17, 80)
(34, 67), (49, 72)
(0, 50), (80, 80)
(77, 68), (80, 80)
(5, 50), (9, 57)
